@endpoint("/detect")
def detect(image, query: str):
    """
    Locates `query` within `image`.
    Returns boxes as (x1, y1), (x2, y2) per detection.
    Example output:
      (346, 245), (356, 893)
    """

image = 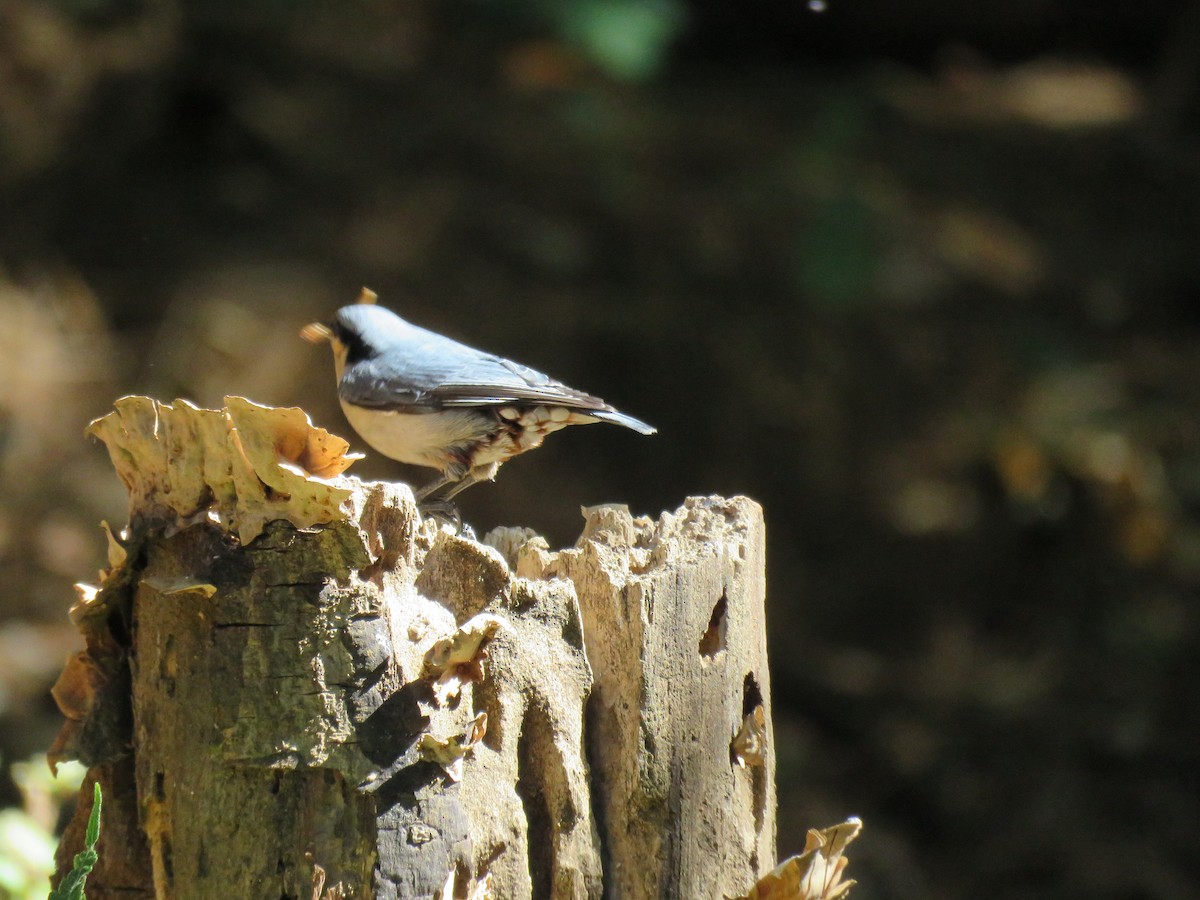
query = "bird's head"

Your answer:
(302, 288), (396, 379)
